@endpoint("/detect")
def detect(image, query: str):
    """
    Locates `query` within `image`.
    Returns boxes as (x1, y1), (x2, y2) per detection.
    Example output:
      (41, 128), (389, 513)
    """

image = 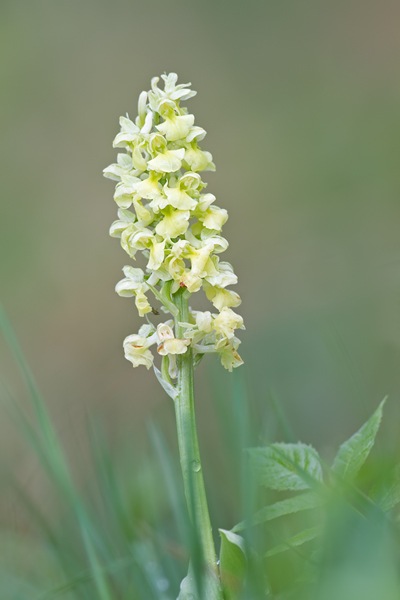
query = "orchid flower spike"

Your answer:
(104, 73), (244, 376)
